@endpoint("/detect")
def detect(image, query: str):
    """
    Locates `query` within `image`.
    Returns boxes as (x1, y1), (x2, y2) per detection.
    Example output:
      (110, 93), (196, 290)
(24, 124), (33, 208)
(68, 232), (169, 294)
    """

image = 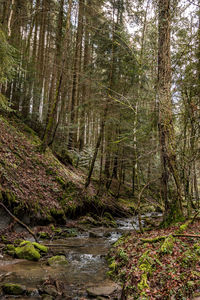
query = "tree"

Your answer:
(158, 0), (183, 224)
